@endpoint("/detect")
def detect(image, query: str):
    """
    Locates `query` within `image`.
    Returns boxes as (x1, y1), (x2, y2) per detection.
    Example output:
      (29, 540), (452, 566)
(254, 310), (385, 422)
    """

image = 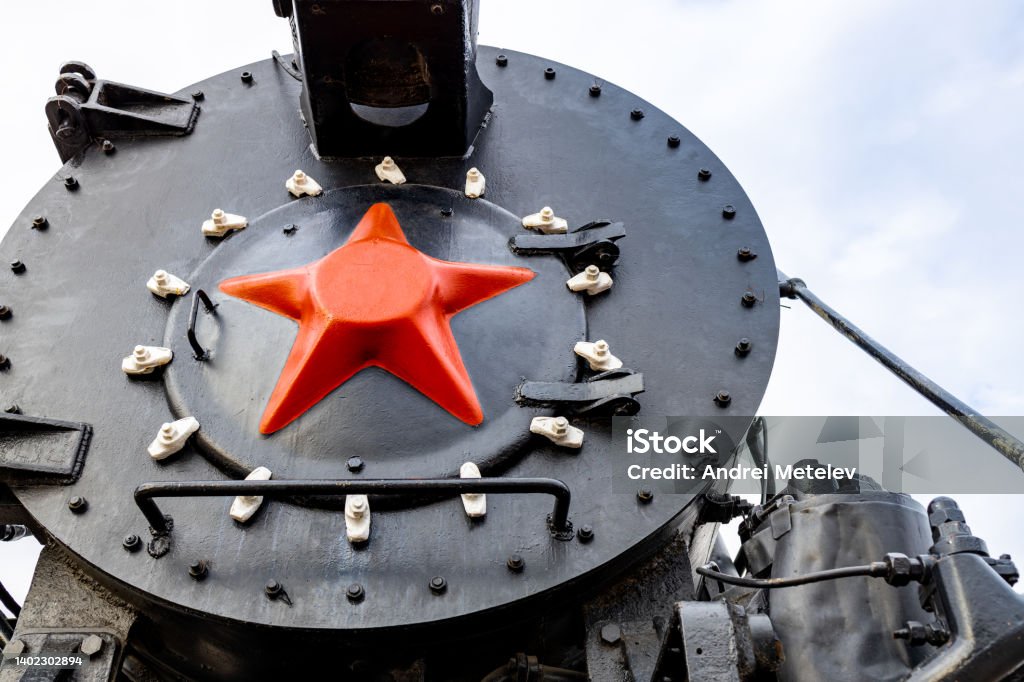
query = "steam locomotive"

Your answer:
(1, 2), (1022, 680)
